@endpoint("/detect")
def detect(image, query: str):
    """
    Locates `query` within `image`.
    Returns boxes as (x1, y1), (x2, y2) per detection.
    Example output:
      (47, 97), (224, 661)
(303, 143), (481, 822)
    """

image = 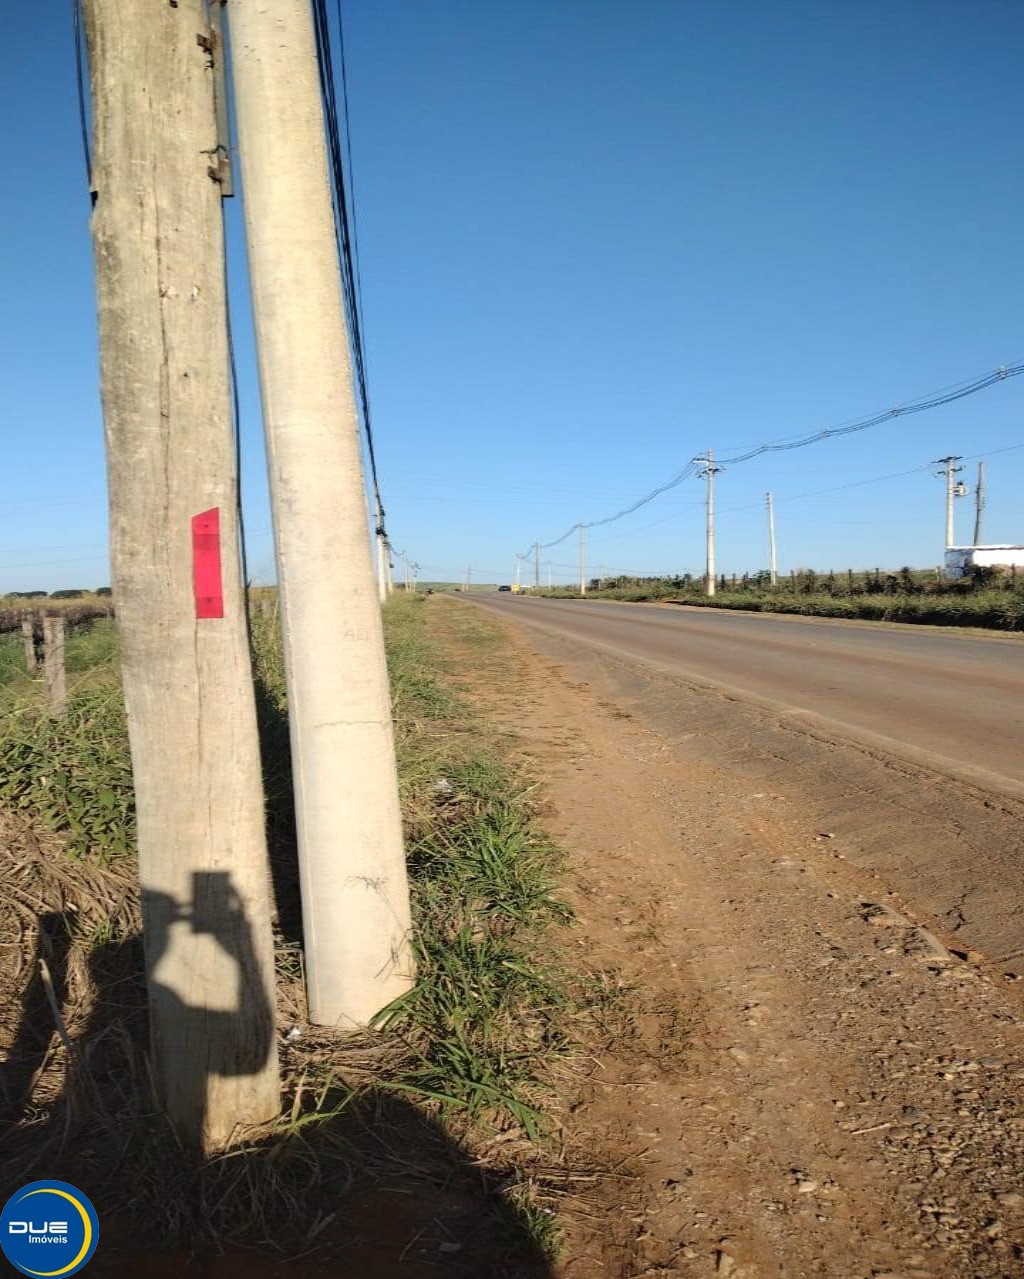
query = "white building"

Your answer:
(944, 545), (1024, 578)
